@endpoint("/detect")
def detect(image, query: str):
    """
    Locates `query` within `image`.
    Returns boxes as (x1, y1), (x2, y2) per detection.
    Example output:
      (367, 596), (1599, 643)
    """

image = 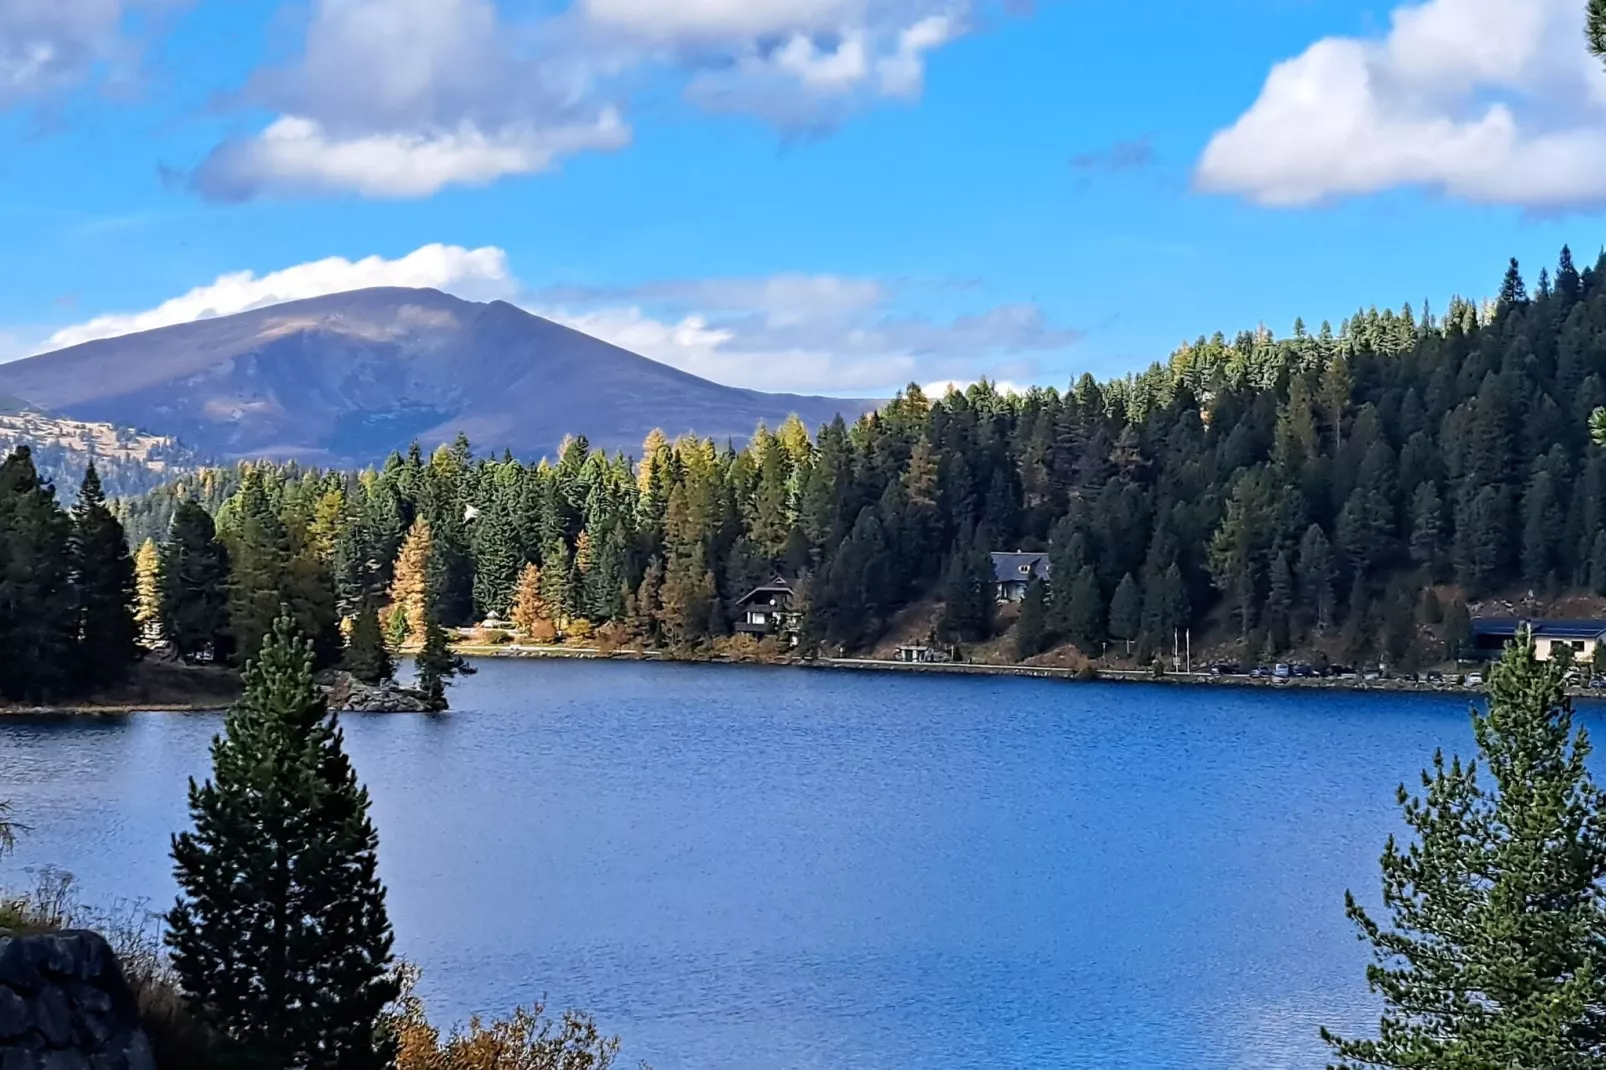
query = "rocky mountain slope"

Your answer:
(0, 288), (878, 465)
